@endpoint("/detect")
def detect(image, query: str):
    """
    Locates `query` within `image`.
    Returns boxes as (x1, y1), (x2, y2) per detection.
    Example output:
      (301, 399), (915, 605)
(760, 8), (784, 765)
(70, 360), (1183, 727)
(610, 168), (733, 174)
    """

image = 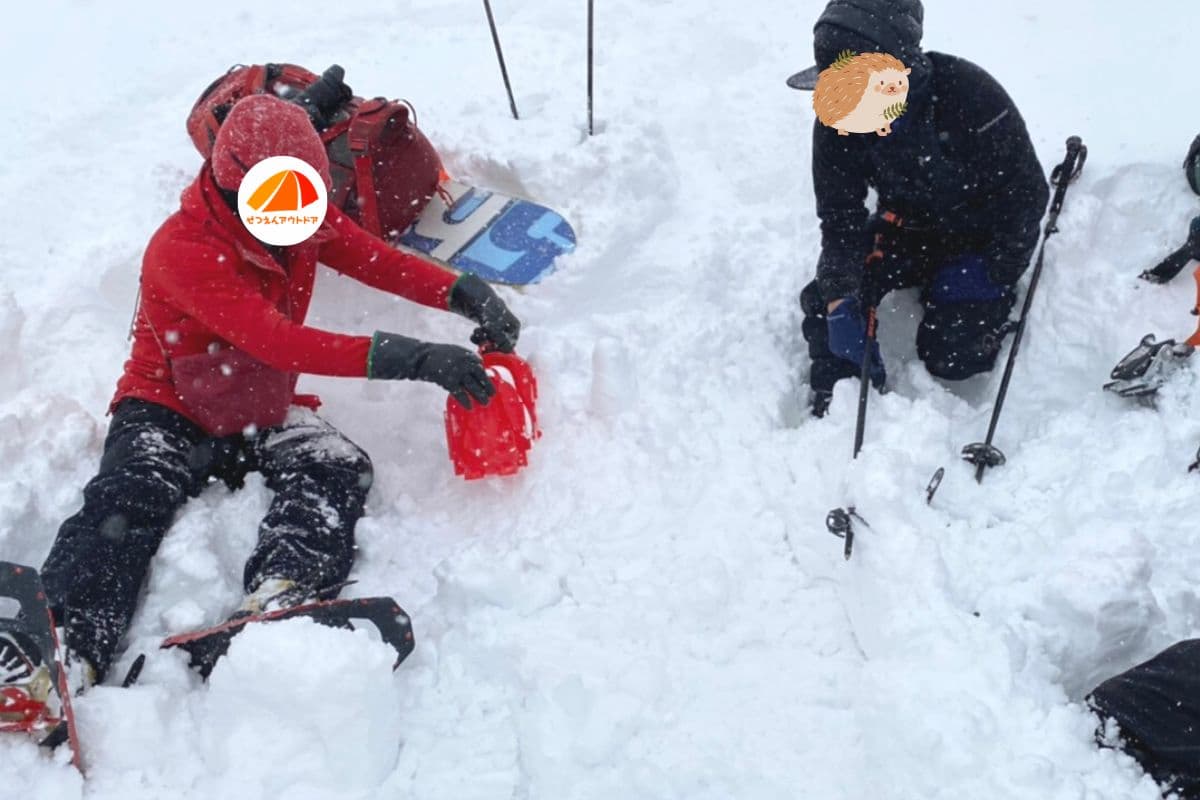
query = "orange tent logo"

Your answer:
(236, 155), (328, 246)
(246, 169), (320, 212)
